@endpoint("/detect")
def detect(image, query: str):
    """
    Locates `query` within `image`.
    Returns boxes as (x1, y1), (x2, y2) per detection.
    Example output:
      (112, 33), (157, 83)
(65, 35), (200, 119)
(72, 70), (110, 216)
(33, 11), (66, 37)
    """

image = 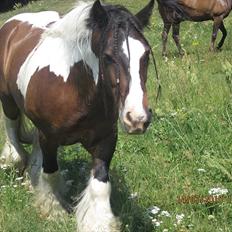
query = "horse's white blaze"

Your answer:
(6, 11), (60, 28)
(76, 175), (119, 232)
(16, 2), (99, 98)
(121, 37), (146, 124)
